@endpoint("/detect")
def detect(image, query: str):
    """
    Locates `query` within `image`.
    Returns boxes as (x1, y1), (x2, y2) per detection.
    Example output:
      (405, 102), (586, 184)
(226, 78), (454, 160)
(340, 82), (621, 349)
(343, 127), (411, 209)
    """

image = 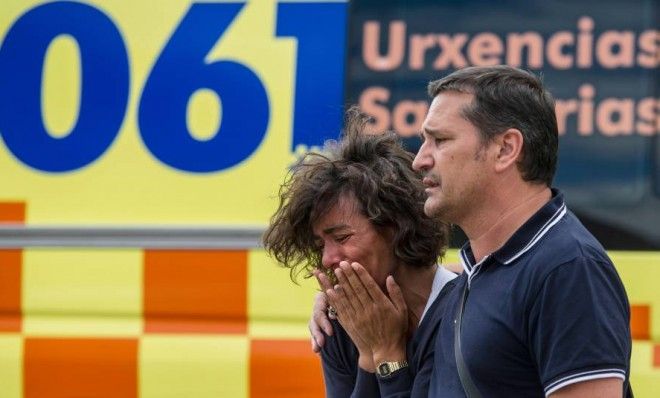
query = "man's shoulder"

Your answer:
(528, 209), (611, 268)
(505, 209), (617, 295)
